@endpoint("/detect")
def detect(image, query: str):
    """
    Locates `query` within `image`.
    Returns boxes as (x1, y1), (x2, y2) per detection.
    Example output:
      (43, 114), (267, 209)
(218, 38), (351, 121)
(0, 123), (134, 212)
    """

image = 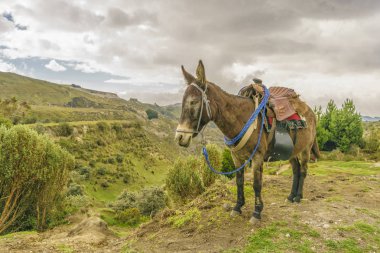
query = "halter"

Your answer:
(175, 82), (212, 136)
